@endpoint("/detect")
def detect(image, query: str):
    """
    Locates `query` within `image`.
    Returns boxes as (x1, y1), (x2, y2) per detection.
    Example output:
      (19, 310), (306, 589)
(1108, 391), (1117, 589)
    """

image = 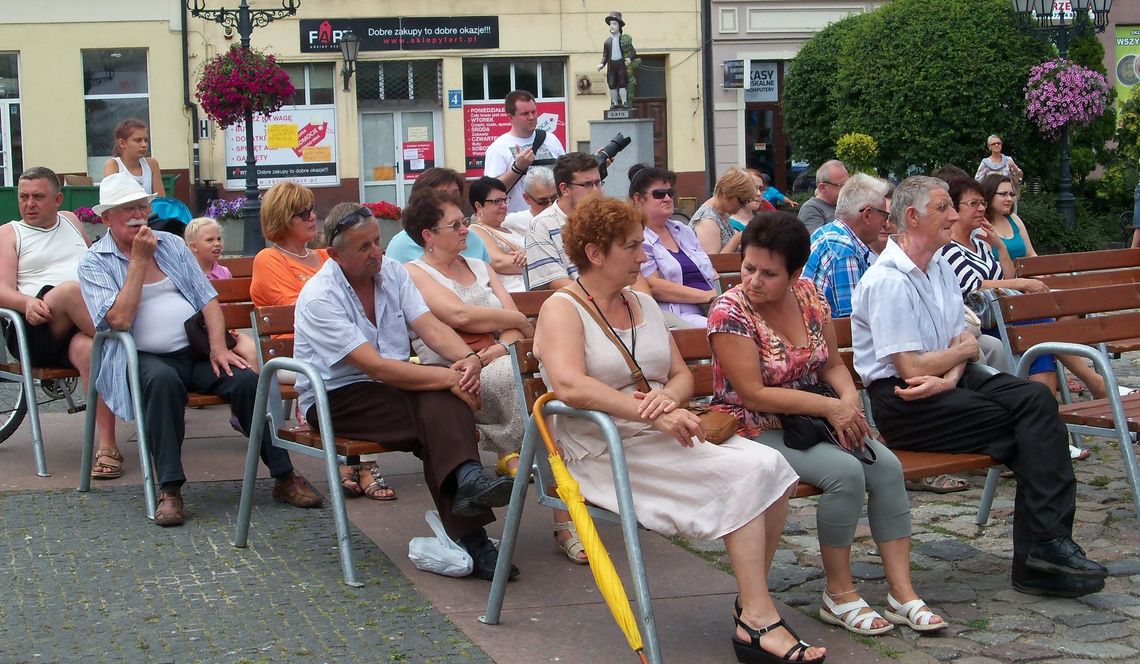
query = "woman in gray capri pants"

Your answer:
(709, 211), (947, 637)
